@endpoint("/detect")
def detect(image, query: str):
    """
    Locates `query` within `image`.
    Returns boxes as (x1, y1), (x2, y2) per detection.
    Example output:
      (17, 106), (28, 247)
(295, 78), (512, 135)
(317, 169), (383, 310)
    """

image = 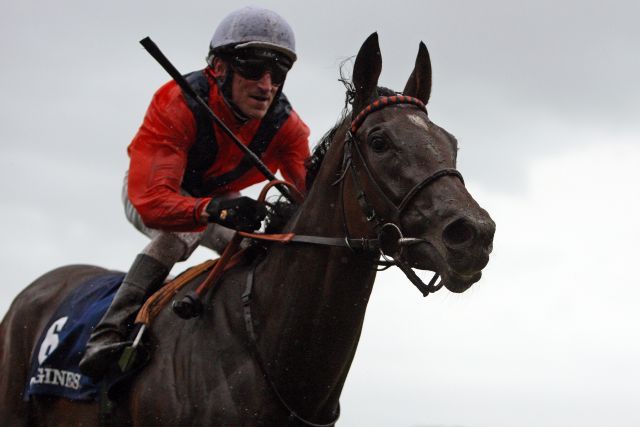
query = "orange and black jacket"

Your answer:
(127, 68), (310, 232)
